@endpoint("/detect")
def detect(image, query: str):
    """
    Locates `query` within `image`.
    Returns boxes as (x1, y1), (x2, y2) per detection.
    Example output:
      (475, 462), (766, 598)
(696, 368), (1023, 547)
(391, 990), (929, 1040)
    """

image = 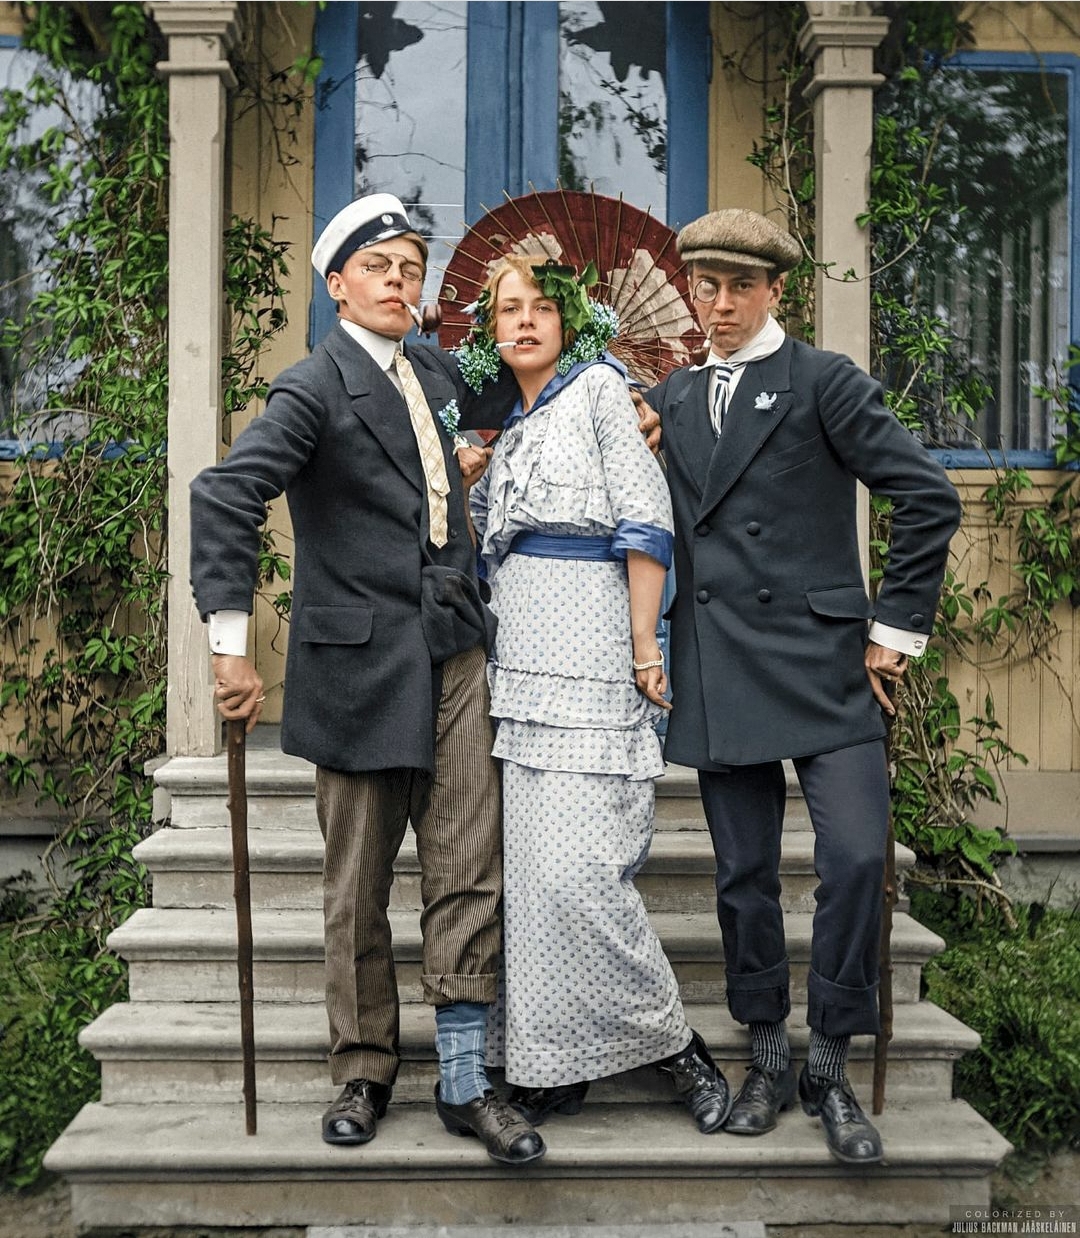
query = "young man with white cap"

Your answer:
(647, 208), (961, 1163)
(189, 193), (544, 1164)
